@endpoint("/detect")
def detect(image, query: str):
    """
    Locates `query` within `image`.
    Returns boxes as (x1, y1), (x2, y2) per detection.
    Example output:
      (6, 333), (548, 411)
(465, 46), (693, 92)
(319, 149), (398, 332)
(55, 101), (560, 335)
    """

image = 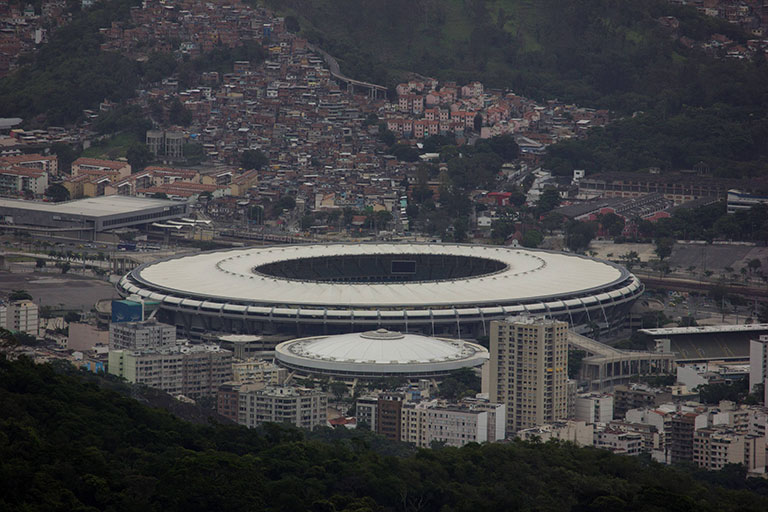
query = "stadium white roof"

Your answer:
(132, 243), (626, 308)
(640, 324), (768, 336)
(275, 329), (489, 376)
(0, 196), (184, 217)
